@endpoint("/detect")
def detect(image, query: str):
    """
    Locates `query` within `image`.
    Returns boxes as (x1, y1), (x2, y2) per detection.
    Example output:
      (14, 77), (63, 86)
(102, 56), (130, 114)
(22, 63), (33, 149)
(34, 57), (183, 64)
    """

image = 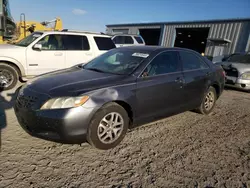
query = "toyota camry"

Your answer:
(14, 46), (225, 150)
